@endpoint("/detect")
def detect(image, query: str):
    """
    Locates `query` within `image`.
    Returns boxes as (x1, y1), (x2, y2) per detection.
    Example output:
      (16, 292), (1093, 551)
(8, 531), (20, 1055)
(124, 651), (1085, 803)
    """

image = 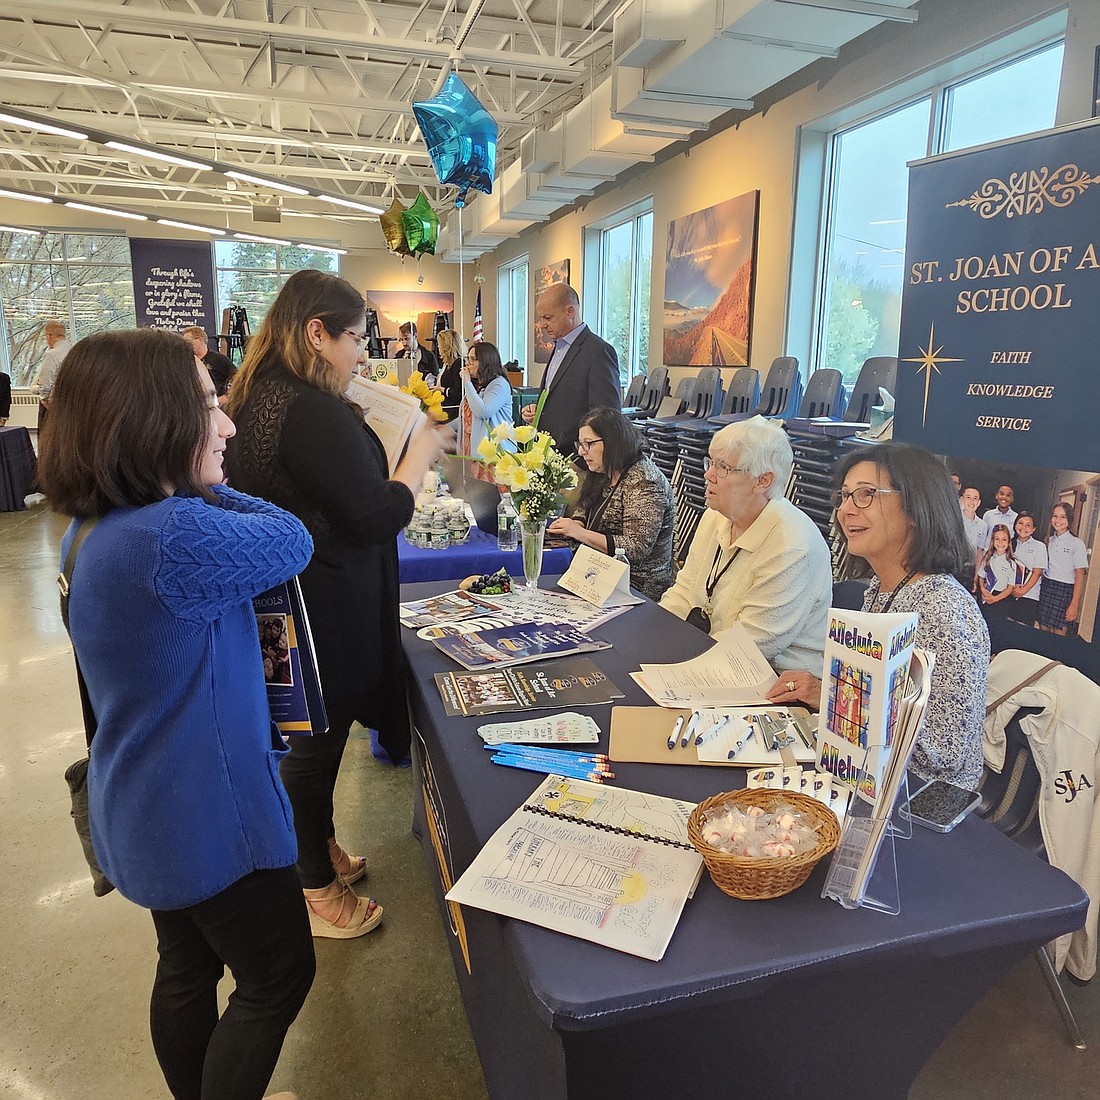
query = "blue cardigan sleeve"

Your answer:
(154, 487), (314, 622)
